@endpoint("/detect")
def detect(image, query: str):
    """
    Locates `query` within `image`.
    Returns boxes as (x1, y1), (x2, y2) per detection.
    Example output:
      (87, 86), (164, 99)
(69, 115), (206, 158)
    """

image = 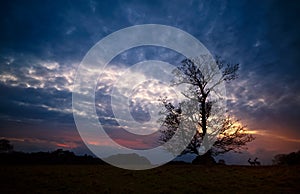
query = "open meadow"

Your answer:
(1, 164), (299, 193)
